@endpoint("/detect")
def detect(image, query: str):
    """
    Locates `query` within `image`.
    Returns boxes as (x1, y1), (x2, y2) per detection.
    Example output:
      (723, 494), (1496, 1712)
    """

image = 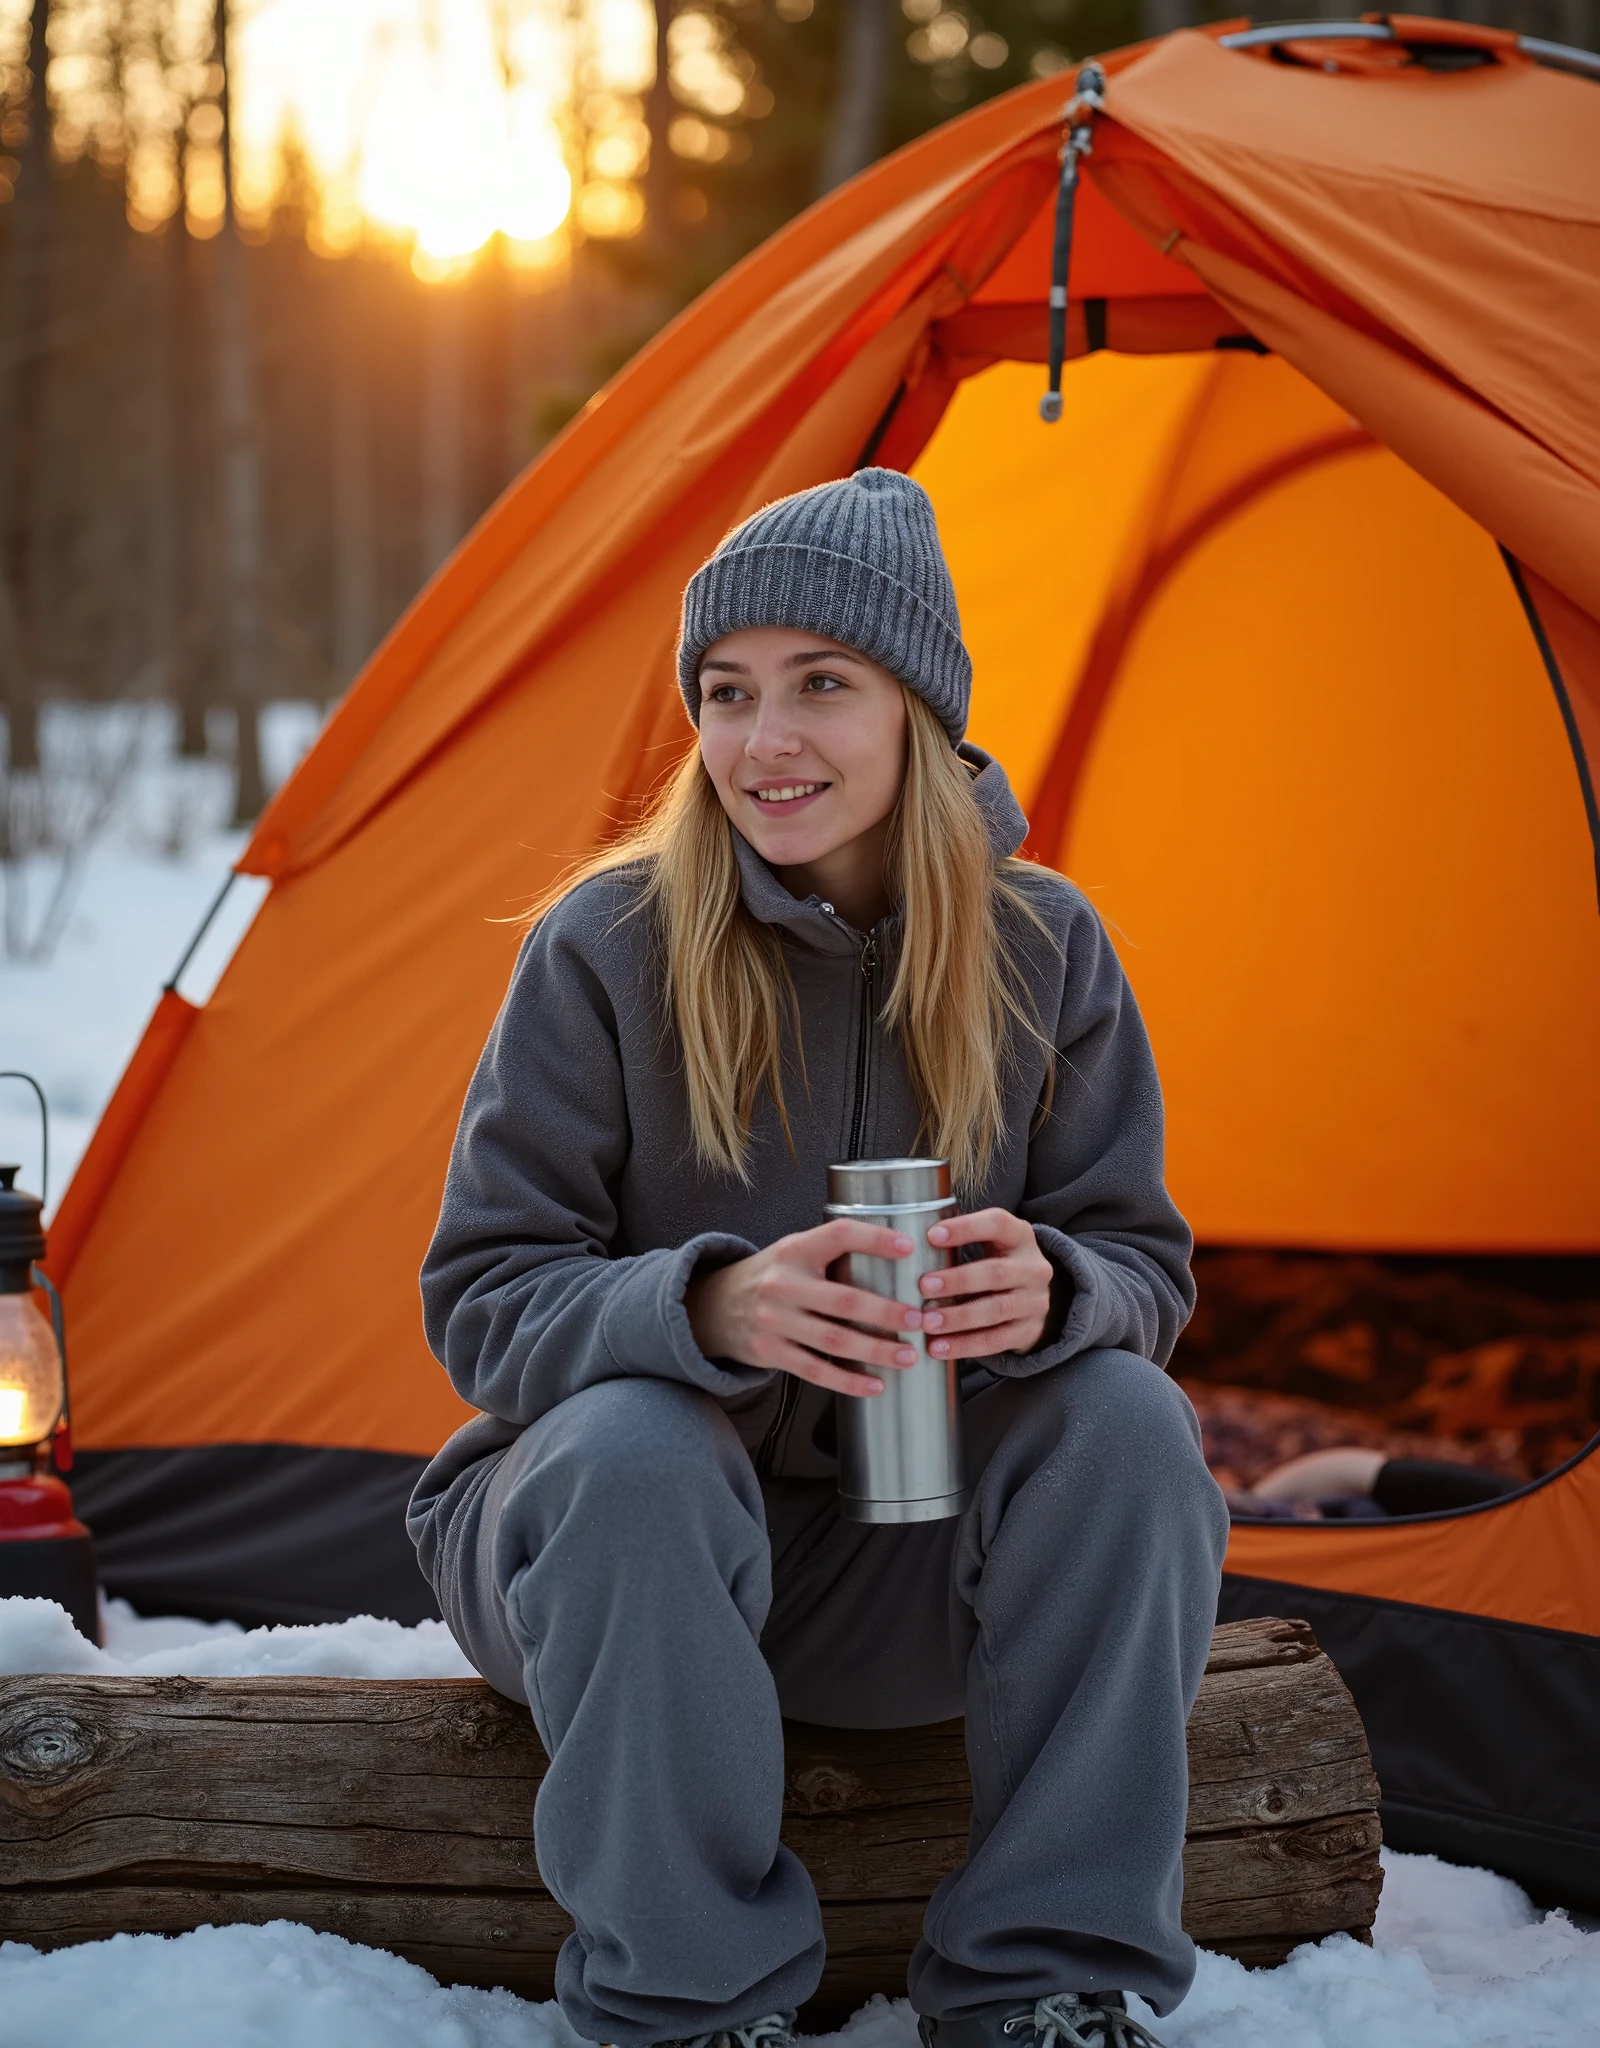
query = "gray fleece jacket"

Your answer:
(408, 748), (1193, 1555)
